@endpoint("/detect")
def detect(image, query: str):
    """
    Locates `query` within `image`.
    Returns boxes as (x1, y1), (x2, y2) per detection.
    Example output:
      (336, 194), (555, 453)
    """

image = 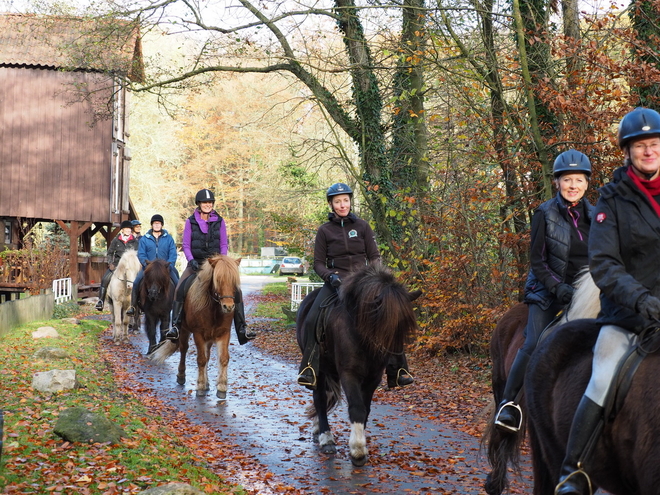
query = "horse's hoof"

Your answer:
(217, 390), (227, 400)
(350, 455), (367, 466)
(176, 376), (185, 385)
(320, 444), (336, 454)
(196, 389), (208, 396)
